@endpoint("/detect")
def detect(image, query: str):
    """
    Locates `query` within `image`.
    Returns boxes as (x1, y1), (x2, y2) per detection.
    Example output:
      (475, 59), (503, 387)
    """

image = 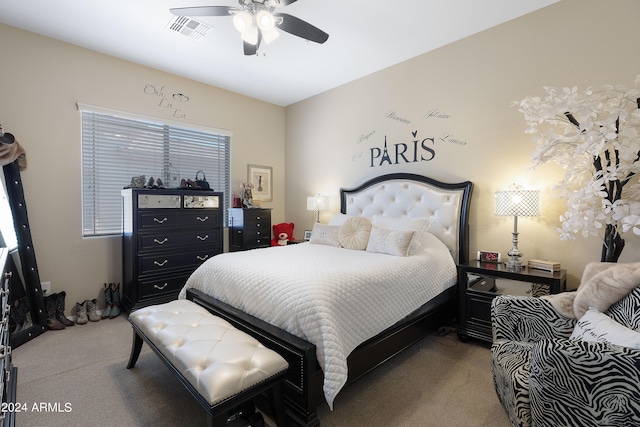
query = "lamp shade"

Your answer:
(307, 195), (329, 211)
(495, 189), (540, 217)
